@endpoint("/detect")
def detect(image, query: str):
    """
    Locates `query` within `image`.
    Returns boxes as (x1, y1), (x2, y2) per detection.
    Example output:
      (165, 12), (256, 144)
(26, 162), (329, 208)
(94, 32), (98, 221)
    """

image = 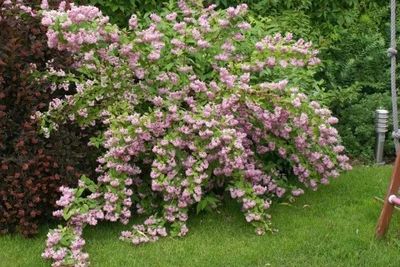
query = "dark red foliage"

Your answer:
(0, 0), (97, 236)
